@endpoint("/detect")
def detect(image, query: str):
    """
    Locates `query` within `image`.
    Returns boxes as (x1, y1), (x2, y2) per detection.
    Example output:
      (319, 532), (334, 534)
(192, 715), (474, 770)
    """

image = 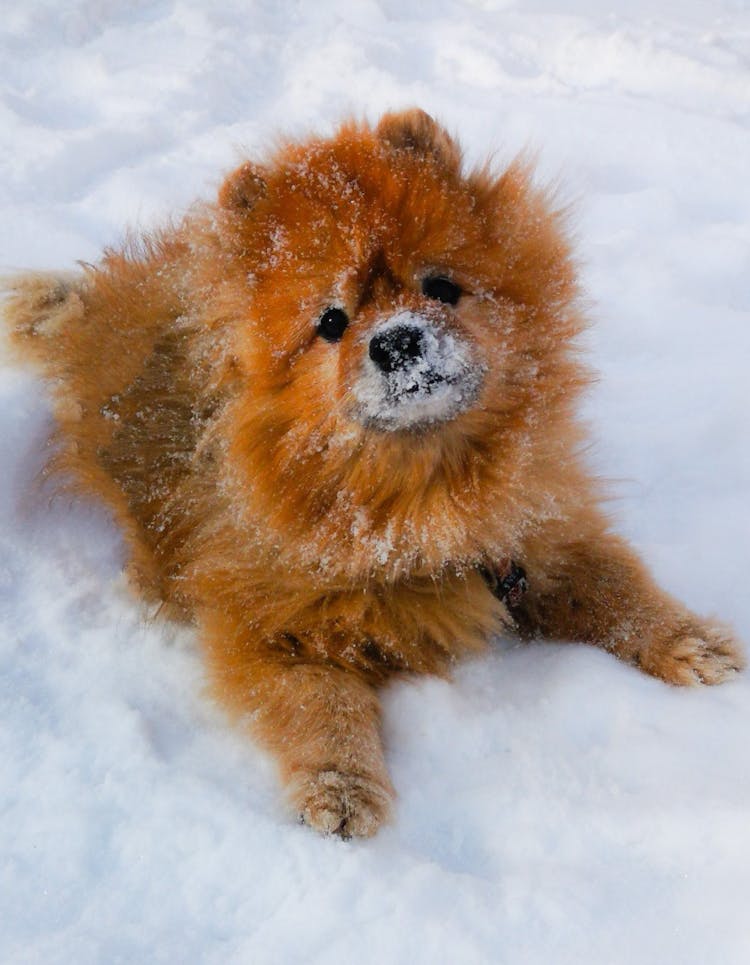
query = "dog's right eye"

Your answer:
(317, 307), (349, 342)
(422, 275), (462, 306)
